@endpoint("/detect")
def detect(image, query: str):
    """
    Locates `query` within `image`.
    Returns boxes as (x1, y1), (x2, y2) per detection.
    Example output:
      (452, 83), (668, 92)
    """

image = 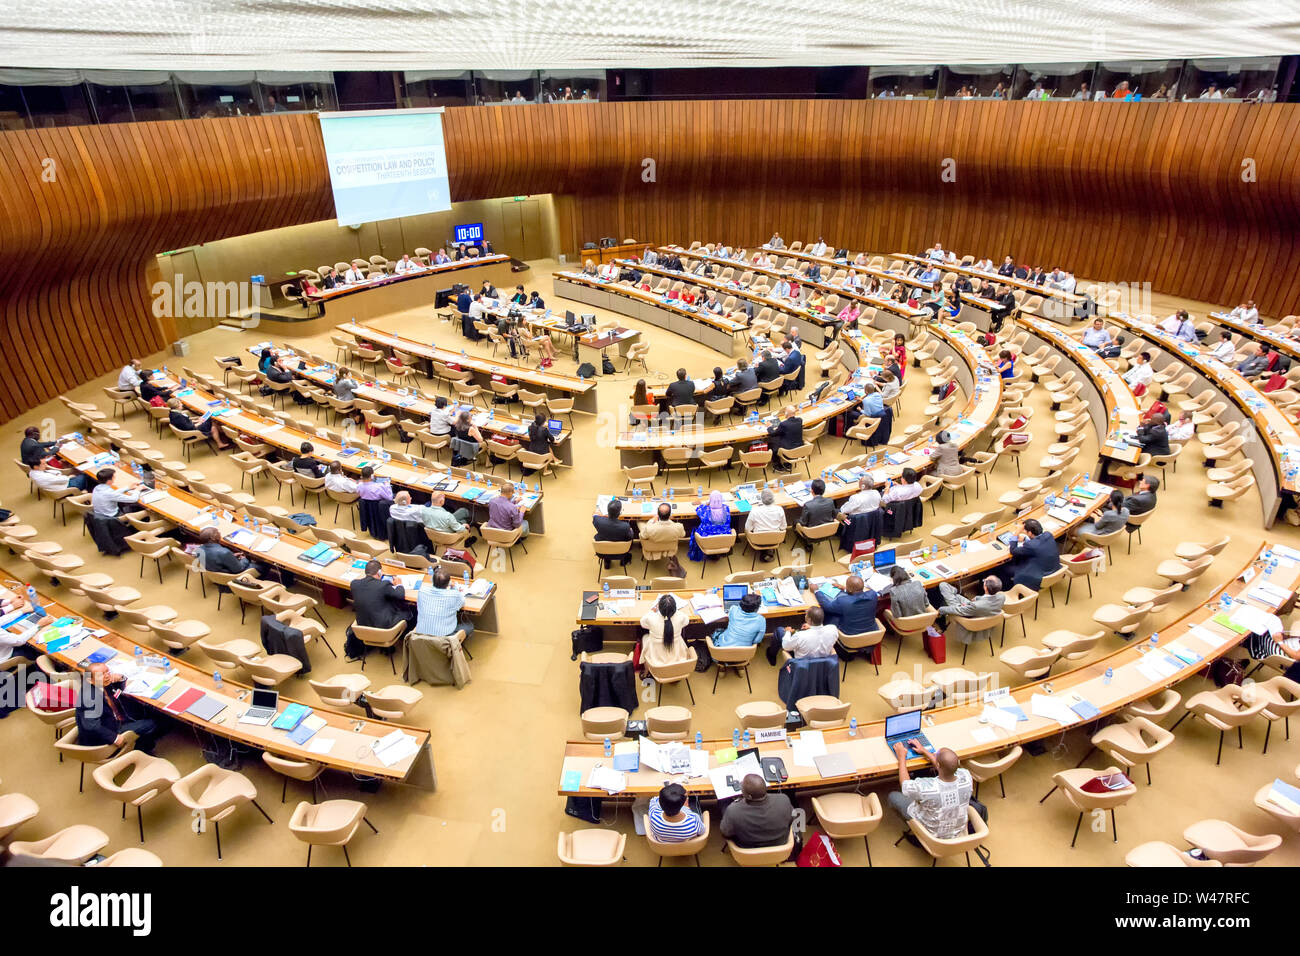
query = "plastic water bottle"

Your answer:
(463, 571), (470, 587)
(134, 645), (143, 661)
(1149, 632), (1159, 647)
(213, 671), (223, 688)
(1103, 667), (1113, 686)
(849, 717), (858, 737)
(695, 731), (703, 750)
(603, 581), (610, 596)
(732, 728), (741, 749)
(697, 486), (704, 496)
(960, 539), (968, 553)
(603, 737), (612, 757)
